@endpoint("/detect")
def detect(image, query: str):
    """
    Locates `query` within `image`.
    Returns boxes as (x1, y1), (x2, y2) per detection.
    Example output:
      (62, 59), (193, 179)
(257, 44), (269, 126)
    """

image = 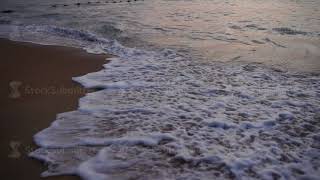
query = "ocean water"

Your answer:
(1, 0), (320, 179)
